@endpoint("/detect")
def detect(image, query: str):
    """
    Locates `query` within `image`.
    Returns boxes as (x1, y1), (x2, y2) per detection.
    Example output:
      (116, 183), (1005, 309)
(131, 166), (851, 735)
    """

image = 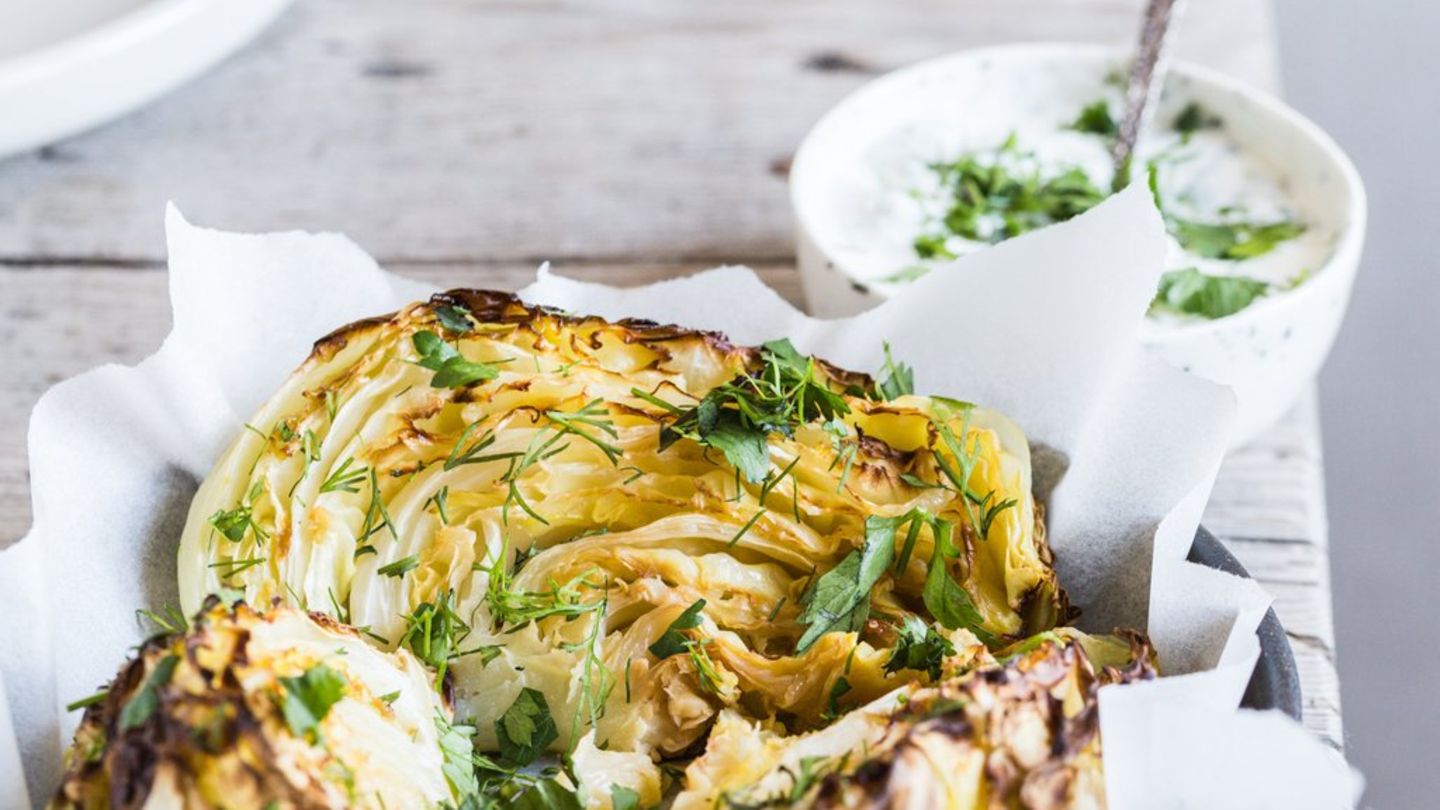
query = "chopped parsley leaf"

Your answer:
(278, 663), (347, 743)
(1070, 99), (1118, 136)
(1168, 217), (1306, 260)
(412, 330), (501, 389)
(1172, 101), (1222, 137)
(1151, 267), (1271, 319)
(649, 599), (706, 659)
(884, 614), (956, 680)
(796, 519), (895, 653)
(495, 687), (558, 766)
